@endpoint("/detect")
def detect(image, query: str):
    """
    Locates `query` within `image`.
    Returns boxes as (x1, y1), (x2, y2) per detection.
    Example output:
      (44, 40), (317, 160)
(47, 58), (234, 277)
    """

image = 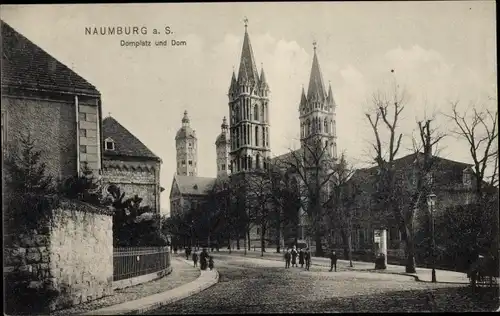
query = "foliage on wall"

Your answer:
(107, 185), (168, 247)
